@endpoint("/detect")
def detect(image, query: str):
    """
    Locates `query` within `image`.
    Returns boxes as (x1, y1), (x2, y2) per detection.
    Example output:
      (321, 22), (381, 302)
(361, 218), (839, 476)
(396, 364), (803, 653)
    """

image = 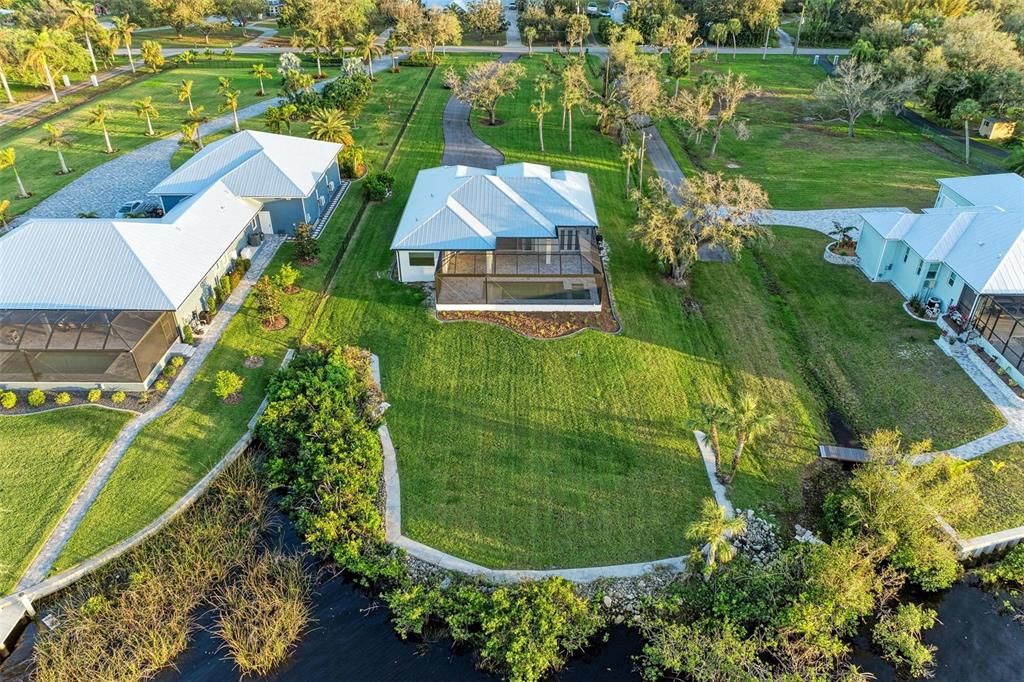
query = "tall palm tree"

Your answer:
(24, 28), (60, 104)
(177, 79), (195, 114)
(725, 393), (776, 484)
(86, 104), (115, 153)
(64, 1), (100, 72)
(40, 123), (74, 174)
(685, 498), (746, 576)
(0, 148), (28, 198)
(353, 31), (382, 79)
(220, 88), (240, 132)
(294, 30), (324, 77)
(133, 96), (159, 136)
(726, 17), (742, 59)
(250, 62), (270, 96)
(308, 107), (353, 145)
(687, 401), (731, 480)
(111, 15), (139, 74)
(332, 37), (348, 70)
